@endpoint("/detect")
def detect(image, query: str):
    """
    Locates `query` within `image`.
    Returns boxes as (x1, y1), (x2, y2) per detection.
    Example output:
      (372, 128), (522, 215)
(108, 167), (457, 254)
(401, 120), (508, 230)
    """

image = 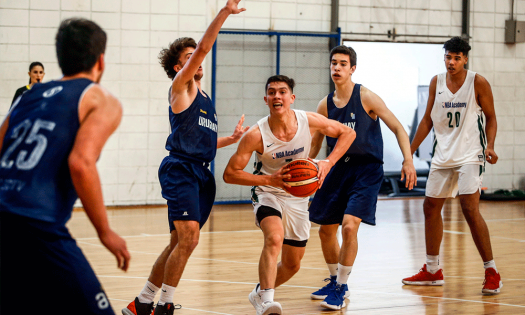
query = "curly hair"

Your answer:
(443, 36), (471, 56)
(158, 37), (197, 79)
